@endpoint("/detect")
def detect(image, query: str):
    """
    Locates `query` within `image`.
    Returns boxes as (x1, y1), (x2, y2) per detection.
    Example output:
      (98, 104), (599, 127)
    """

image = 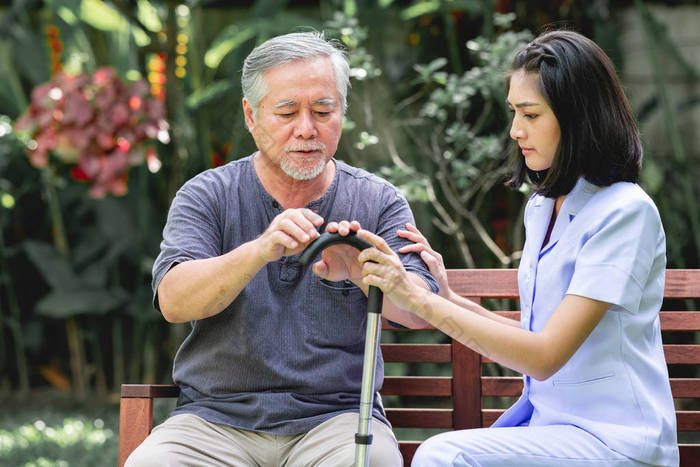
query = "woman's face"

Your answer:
(507, 70), (561, 172)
